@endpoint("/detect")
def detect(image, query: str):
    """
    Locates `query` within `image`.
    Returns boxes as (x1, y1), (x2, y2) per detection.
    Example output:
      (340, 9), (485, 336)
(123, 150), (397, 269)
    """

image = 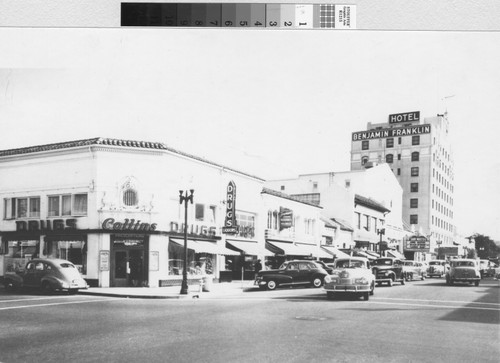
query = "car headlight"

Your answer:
(324, 275), (332, 283)
(355, 277), (369, 285)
